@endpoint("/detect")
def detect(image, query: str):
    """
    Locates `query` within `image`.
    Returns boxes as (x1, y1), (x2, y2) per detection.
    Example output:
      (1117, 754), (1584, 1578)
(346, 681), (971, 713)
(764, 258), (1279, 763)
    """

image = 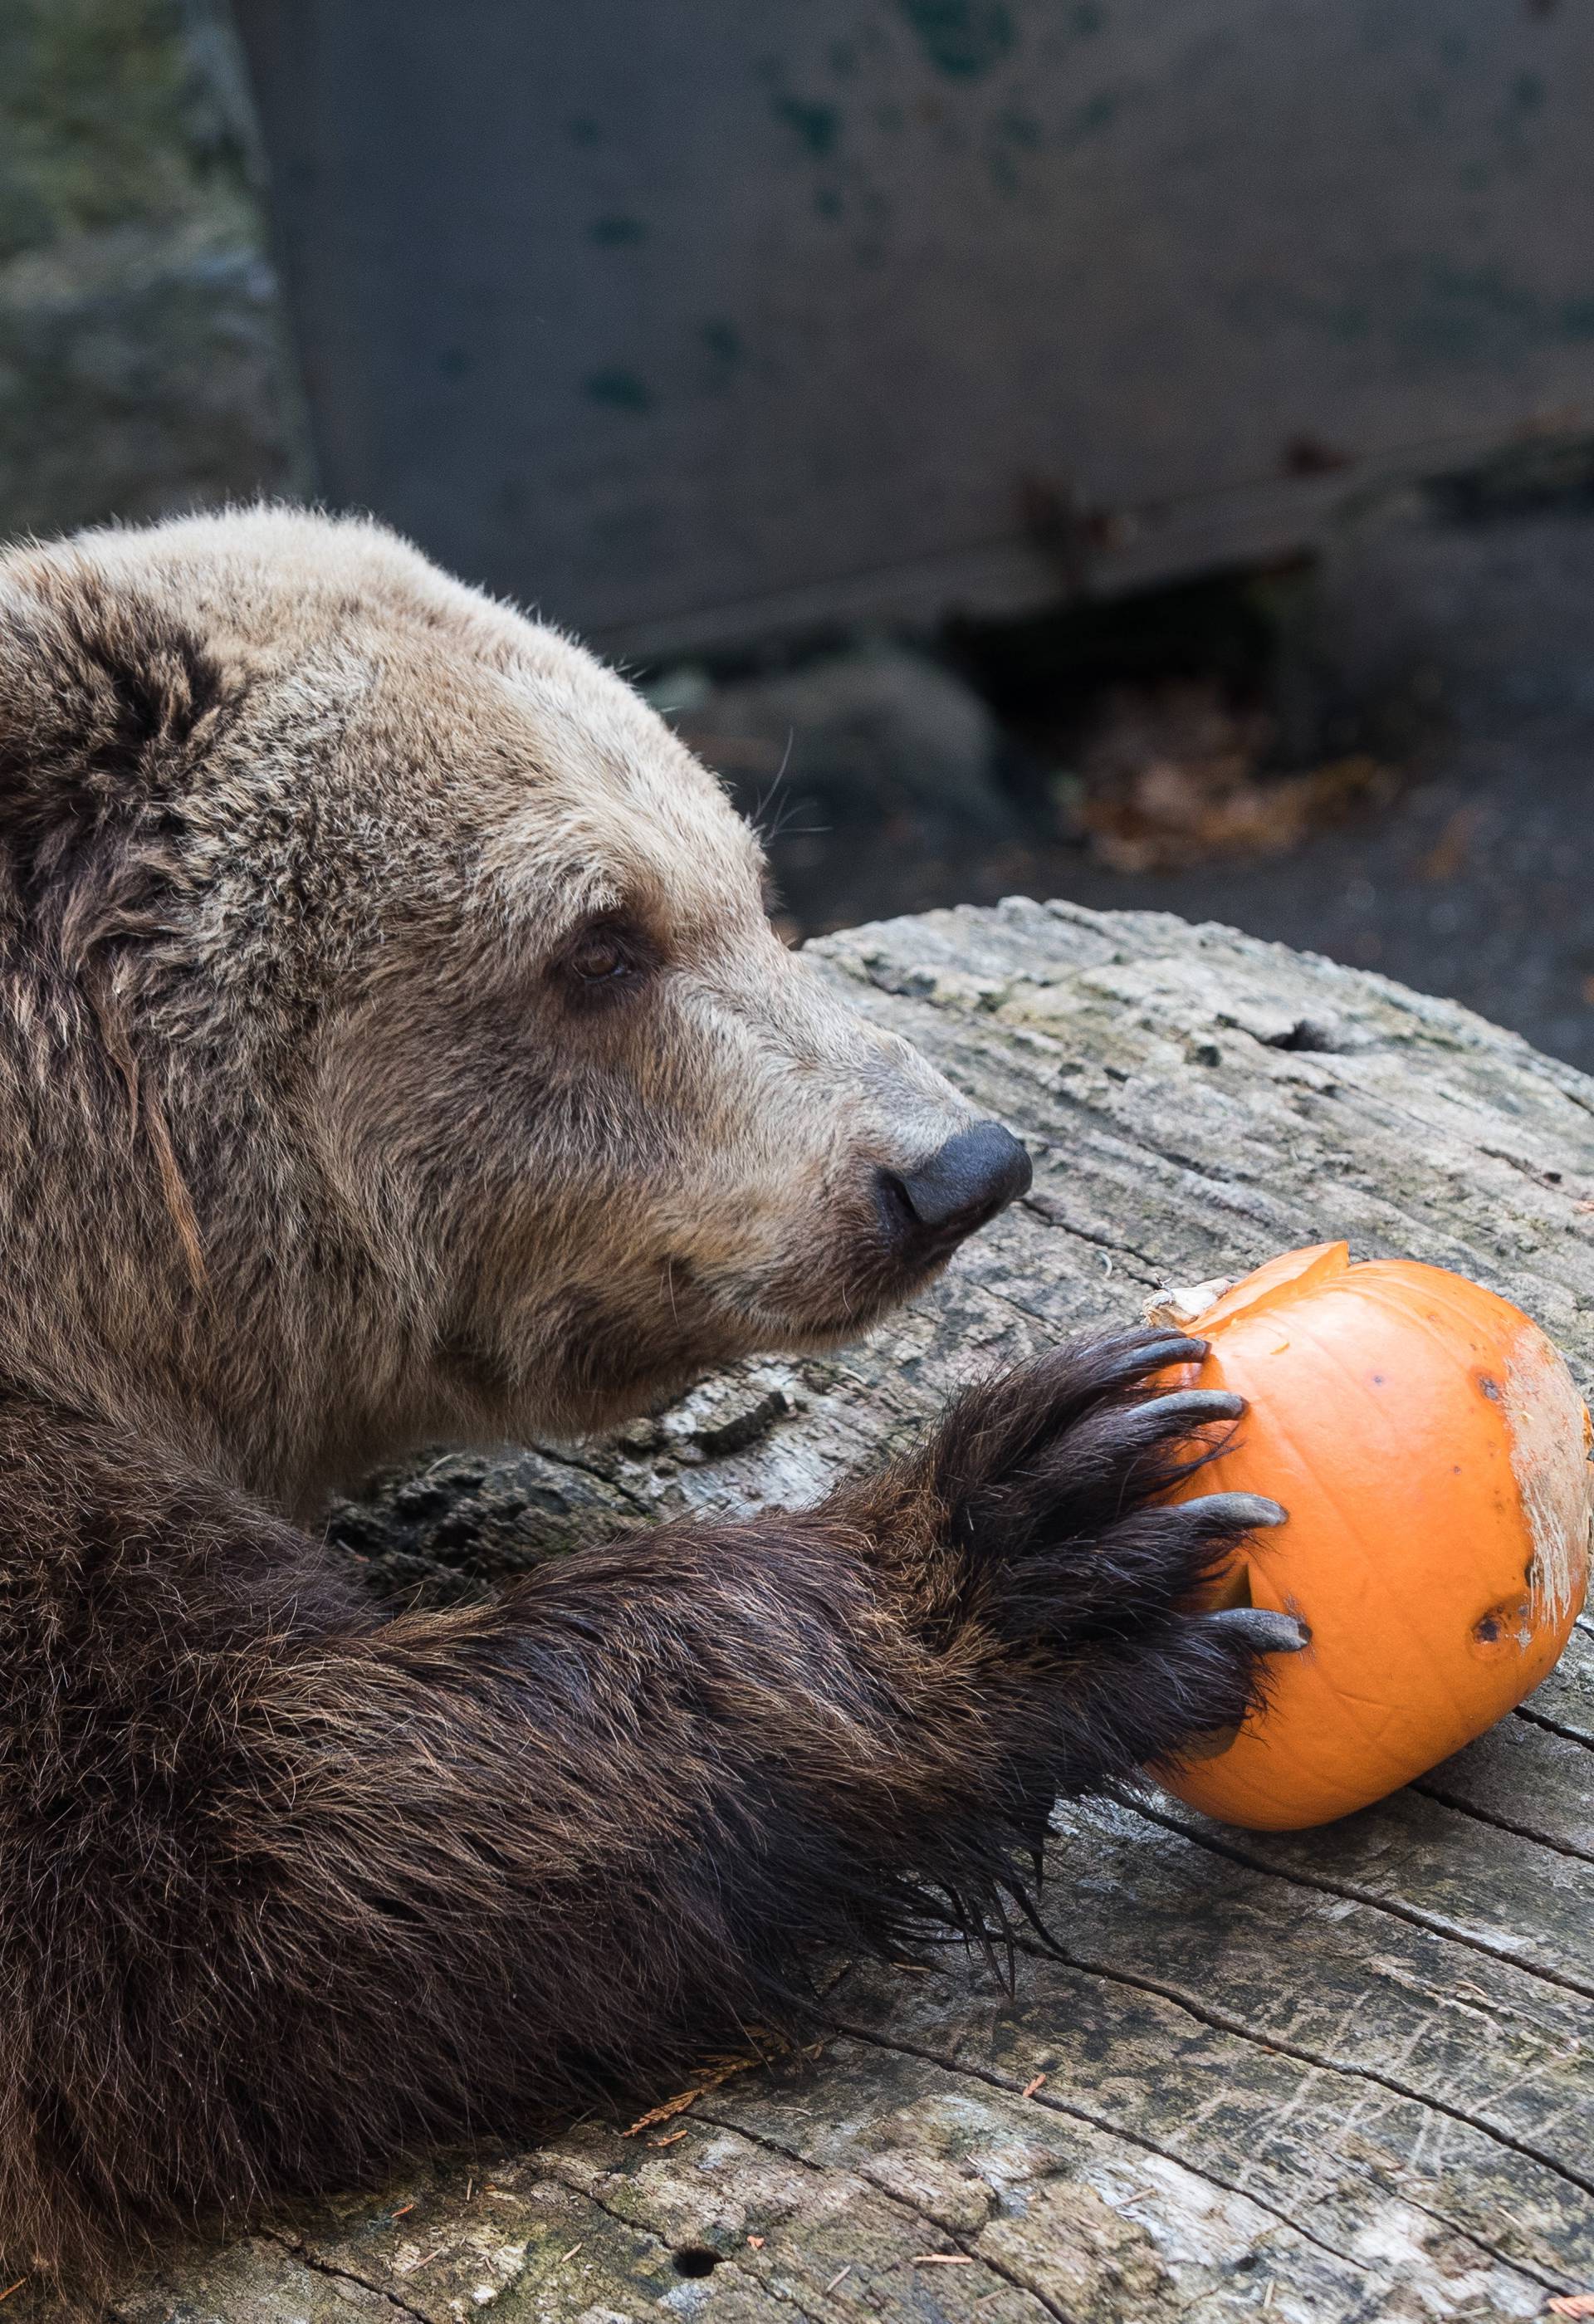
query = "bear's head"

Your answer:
(0, 510), (1029, 1488)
